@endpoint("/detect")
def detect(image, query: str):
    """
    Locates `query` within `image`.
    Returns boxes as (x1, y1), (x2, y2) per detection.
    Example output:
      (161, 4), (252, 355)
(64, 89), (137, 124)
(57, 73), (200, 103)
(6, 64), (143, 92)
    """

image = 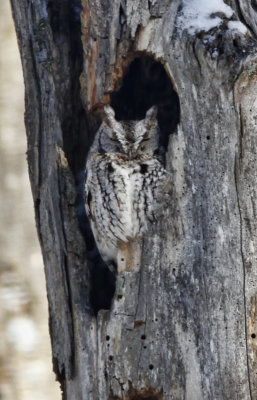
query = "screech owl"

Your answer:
(84, 105), (171, 271)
